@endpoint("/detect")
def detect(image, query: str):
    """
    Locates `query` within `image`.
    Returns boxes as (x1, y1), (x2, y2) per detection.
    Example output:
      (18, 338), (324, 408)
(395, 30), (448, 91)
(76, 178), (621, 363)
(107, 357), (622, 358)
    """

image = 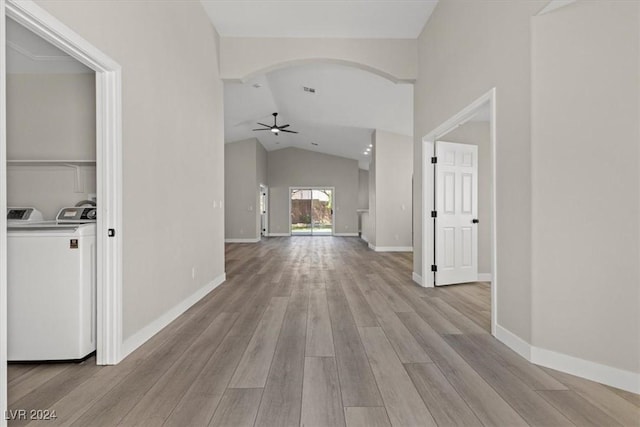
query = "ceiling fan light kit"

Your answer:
(252, 112), (299, 135)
